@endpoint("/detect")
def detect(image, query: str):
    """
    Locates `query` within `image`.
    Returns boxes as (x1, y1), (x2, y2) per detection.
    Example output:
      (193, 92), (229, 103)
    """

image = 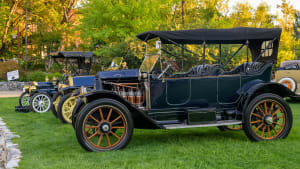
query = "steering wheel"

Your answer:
(161, 56), (180, 72)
